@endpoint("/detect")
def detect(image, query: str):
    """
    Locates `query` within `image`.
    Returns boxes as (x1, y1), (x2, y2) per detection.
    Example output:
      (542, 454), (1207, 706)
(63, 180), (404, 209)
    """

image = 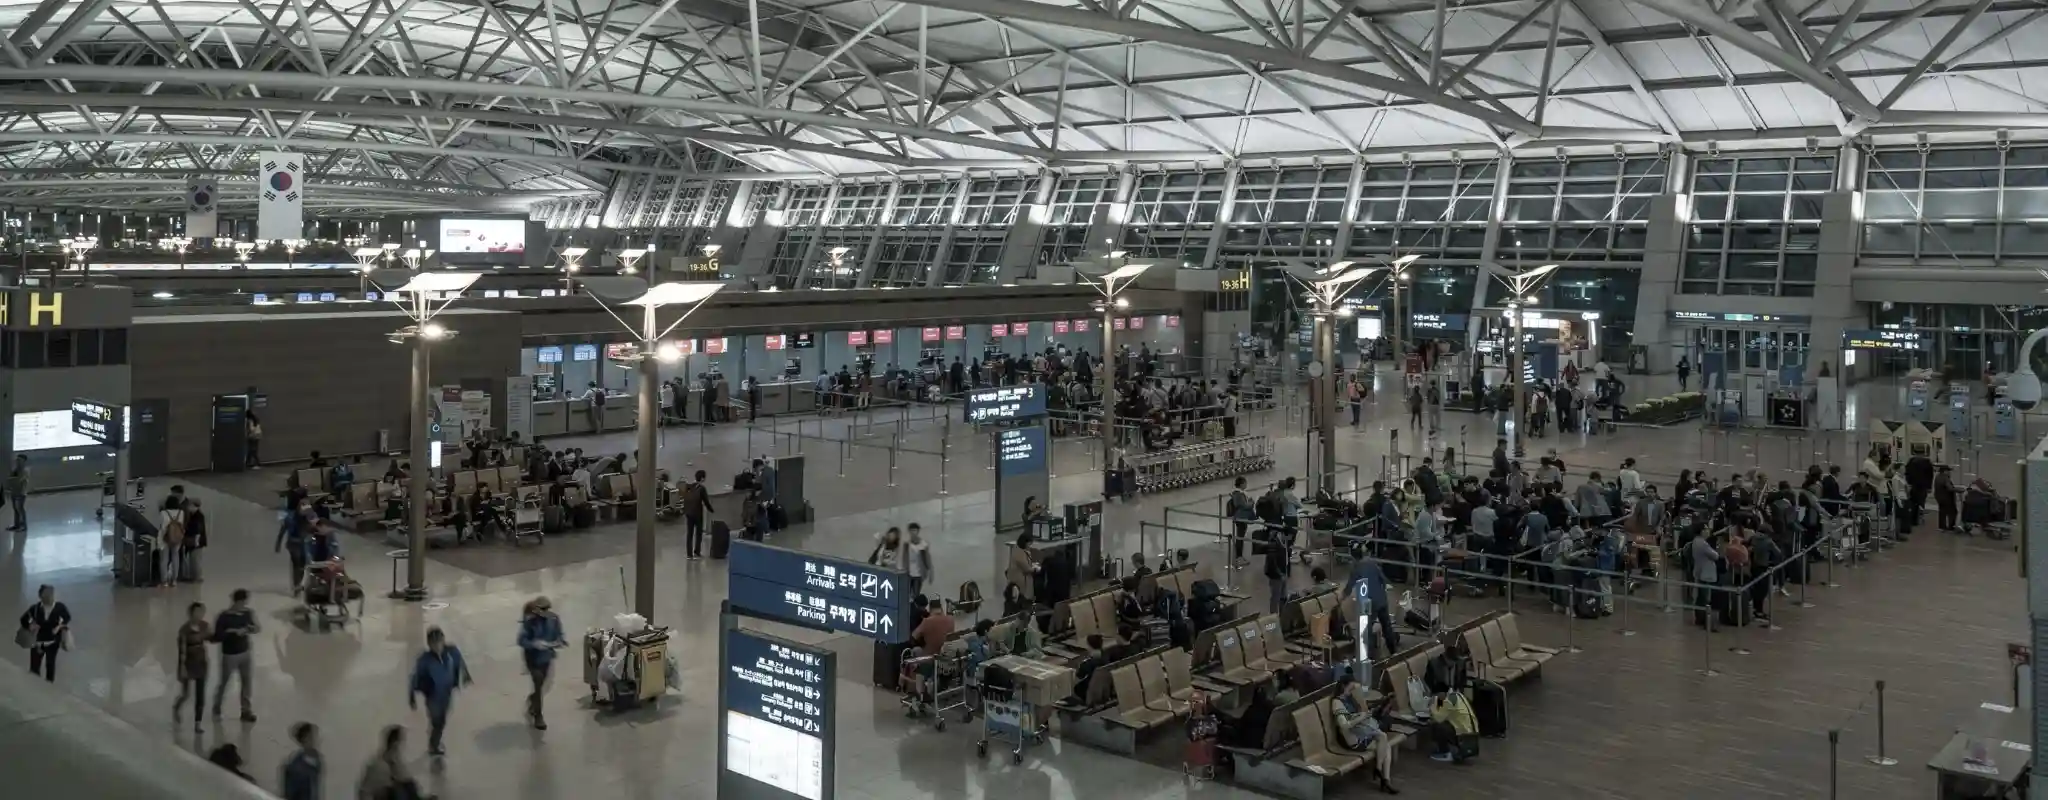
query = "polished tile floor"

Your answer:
(1, 371), (2025, 799)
